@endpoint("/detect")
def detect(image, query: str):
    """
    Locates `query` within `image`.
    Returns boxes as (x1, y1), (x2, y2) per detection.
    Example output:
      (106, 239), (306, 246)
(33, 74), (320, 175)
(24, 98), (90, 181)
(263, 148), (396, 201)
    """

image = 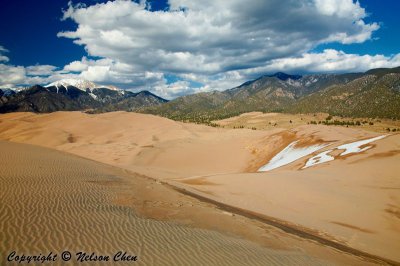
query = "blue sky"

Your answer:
(0, 0), (399, 98)
(0, 0), (169, 67)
